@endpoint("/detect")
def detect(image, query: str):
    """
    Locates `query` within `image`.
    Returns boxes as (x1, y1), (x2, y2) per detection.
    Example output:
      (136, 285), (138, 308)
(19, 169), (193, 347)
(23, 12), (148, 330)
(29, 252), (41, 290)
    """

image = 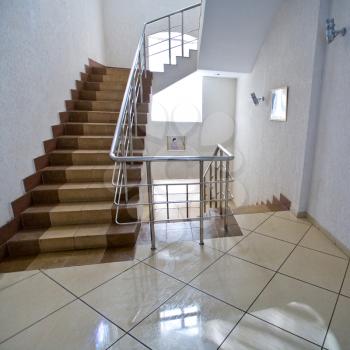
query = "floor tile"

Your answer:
(44, 260), (137, 296)
(229, 232), (295, 270)
(234, 212), (272, 231)
(144, 241), (223, 283)
(82, 263), (184, 331)
(0, 270), (39, 291)
(0, 273), (75, 343)
(279, 246), (348, 292)
(255, 216), (310, 244)
(220, 314), (320, 350)
(299, 226), (348, 259)
(203, 229), (250, 253)
(249, 274), (337, 345)
(274, 211), (311, 224)
(324, 295), (350, 350)
(131, 286), (243, 350)
(191, 254), (274, 310)
(109, 335), (148, 349)
(341, 267), (350, 297)
(0, 300), (122, 350)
